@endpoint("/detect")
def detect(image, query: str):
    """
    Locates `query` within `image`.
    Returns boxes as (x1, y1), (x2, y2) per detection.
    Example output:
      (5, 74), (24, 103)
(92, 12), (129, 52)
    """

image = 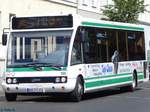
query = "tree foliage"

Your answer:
(102, 0), (145, 23)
